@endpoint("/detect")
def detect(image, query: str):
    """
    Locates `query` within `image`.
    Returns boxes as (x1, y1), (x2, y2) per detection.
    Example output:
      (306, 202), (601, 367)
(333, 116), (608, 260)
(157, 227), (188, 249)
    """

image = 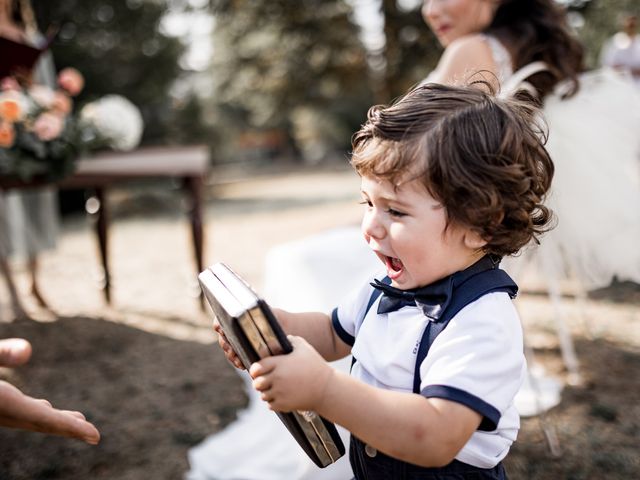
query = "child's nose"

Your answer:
(361, 209), (386, 240)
